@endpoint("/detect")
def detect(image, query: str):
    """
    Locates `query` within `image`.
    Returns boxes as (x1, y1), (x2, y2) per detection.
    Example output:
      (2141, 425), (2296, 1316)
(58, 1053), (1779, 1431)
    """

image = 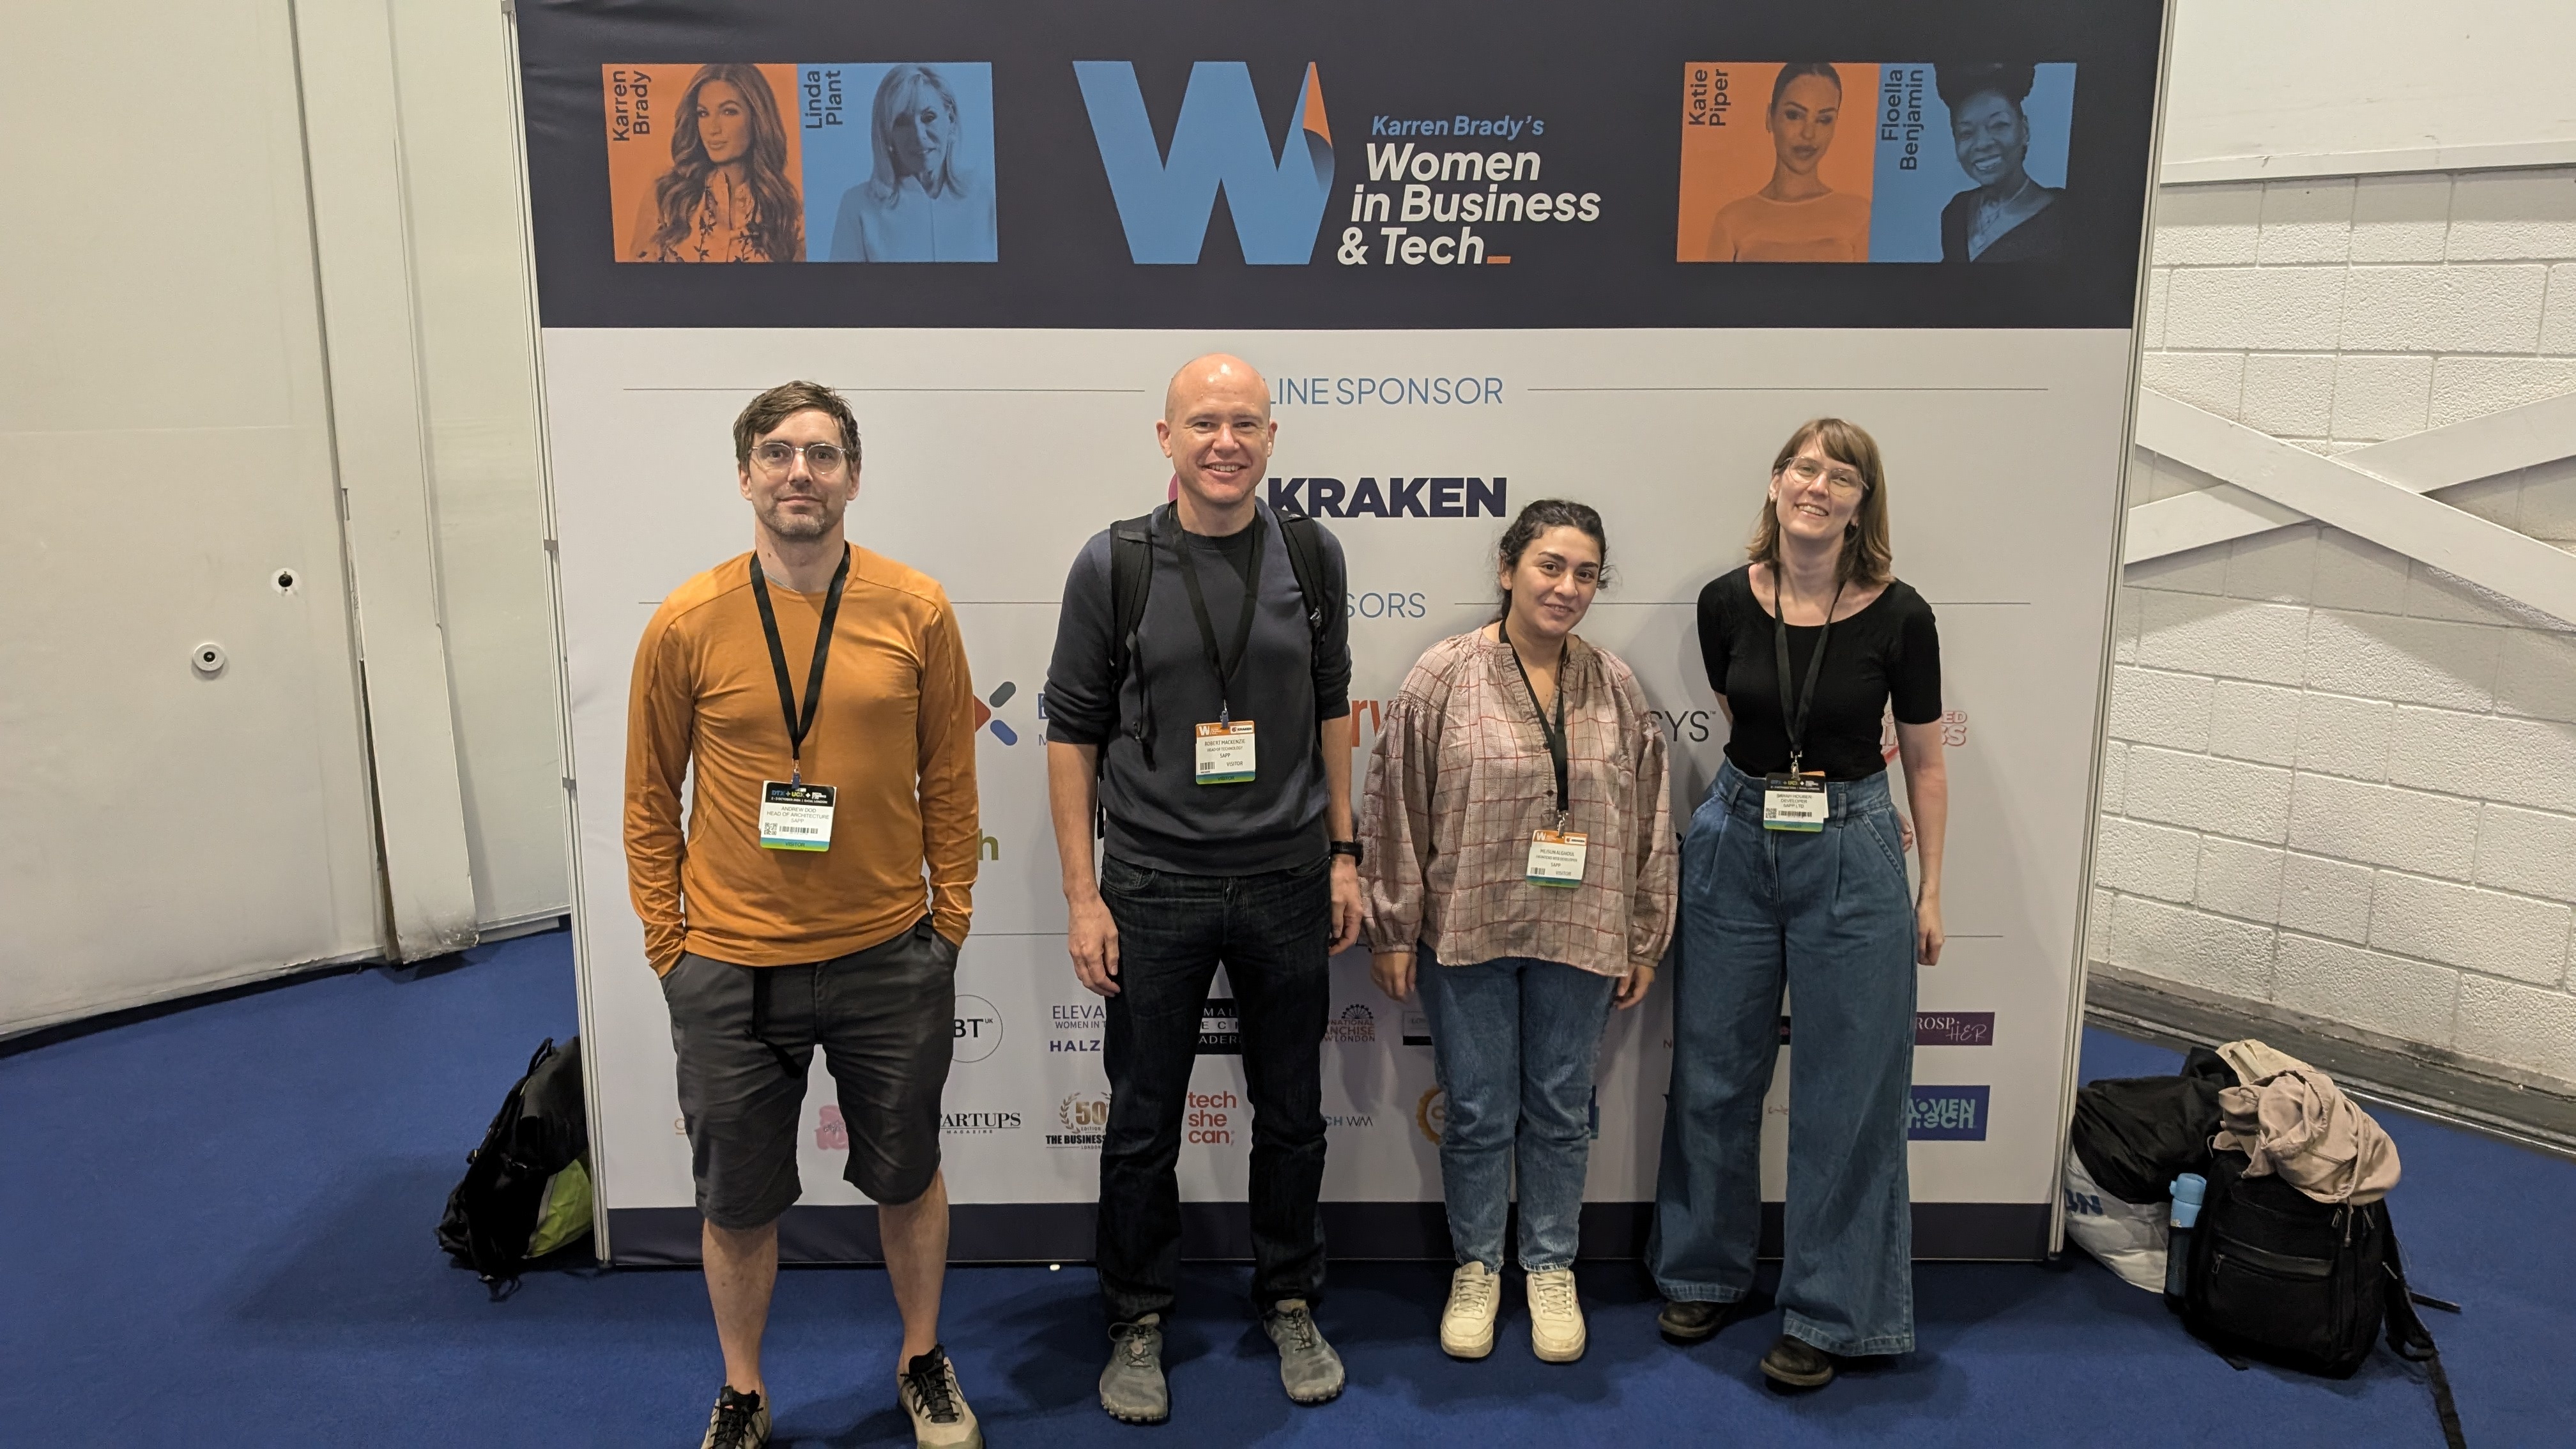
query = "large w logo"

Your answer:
(1073, 61), (1335, 264)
